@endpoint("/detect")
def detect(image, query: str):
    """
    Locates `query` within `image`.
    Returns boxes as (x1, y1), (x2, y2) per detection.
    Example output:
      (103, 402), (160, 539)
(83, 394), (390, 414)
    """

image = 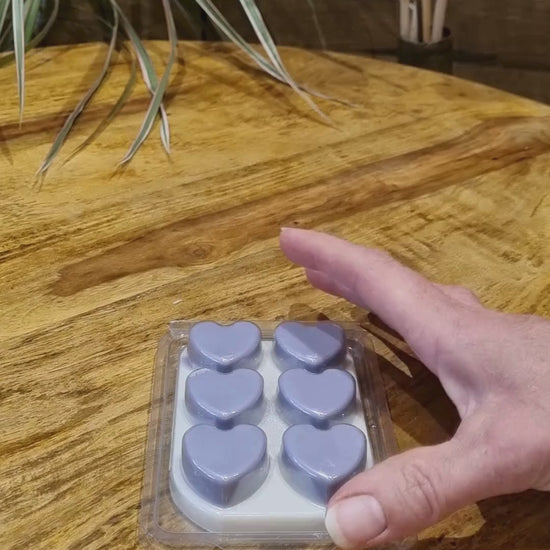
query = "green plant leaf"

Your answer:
(36, 3), (120, 176)
(172, 0), (202, 39)
(112, 0), (170, 154)
(12, 0), (25, 123)
(26, 0), (58, 46)
(193, 0), (351, 108)
(64, 43), (137, 164)
(24, 0), (41, 42)
(239, 0), (328, 122)
(0, 0), (11, 38)
(0, 0), (59, 67)
(306, 0), (327, 50)
(192, 0), (280, 79)
(119, 0), (177, 164)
